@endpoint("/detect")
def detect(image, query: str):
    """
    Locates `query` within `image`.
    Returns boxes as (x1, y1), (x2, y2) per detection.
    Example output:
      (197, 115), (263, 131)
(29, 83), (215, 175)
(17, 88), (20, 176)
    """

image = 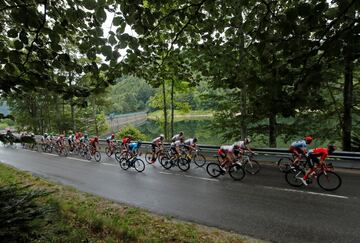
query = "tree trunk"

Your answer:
(269, 113), (277, 148)
(342, 57), (353, 151)
(170, 78), (175, 138)
(162, 79), (168, 139)
(240, 87), (247, 139)
(71, 103), (76, 132)
(92, 98), (98, 136)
